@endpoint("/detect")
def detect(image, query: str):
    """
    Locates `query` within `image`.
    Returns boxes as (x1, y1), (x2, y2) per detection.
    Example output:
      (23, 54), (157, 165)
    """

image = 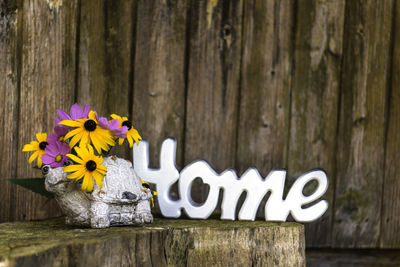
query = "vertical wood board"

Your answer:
(15, 0), (78, 221)
(381, 0), (400, 249)
(237, 0), (293, 176)
(184, 0), (243, 202)
(133, 0), (188, 169)
(0, 0), (20, 222)
(288, 0), (345, 247)
(333, 0), (393, 248)
(77, 0), (136, 159)
(132, 0), (188, 212)
(236, 0), (294, 218)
